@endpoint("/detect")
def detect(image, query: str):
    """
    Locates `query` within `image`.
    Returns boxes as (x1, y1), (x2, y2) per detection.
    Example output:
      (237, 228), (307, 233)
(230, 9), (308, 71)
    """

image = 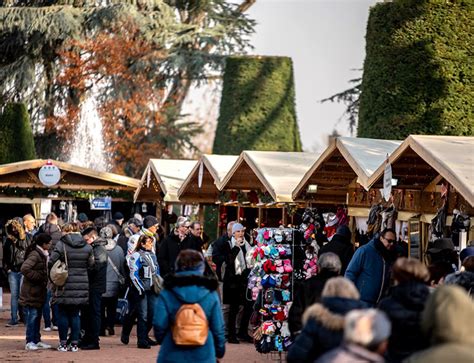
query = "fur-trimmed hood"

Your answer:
(302, 297), (367, 330)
